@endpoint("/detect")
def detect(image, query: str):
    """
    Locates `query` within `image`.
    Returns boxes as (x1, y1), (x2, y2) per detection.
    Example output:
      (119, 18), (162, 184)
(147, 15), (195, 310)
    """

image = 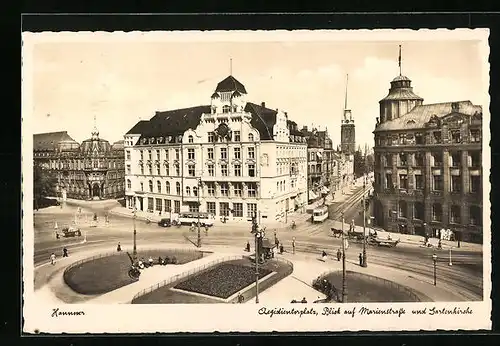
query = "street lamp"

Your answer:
(448, 247), (453, 266)
(251, 214), (263, 304)
(361, 174), (367, 267)
(132, 207), (137, 262)
(341, 211), (347, 303)
(432, 253), (437, 286)
(196, 178), (202, 248)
